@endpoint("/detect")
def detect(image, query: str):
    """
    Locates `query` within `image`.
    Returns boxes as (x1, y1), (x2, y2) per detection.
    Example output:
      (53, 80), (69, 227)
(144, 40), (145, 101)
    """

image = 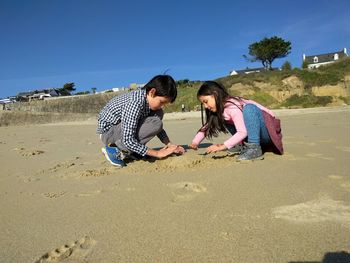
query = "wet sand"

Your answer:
(0, 106), (350, 263)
